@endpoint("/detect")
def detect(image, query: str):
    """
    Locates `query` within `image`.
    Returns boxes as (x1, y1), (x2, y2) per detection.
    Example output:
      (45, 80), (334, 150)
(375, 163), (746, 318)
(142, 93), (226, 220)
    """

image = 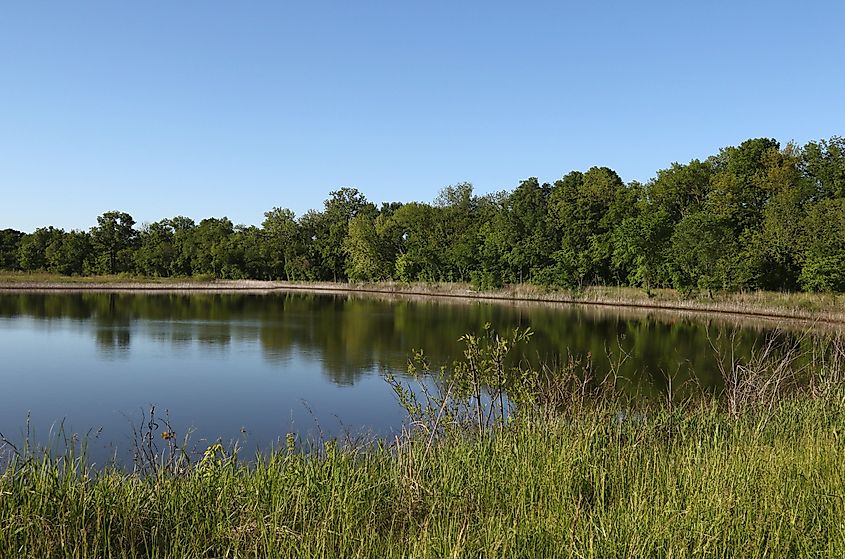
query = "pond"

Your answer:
(0, 290), (810, 463)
